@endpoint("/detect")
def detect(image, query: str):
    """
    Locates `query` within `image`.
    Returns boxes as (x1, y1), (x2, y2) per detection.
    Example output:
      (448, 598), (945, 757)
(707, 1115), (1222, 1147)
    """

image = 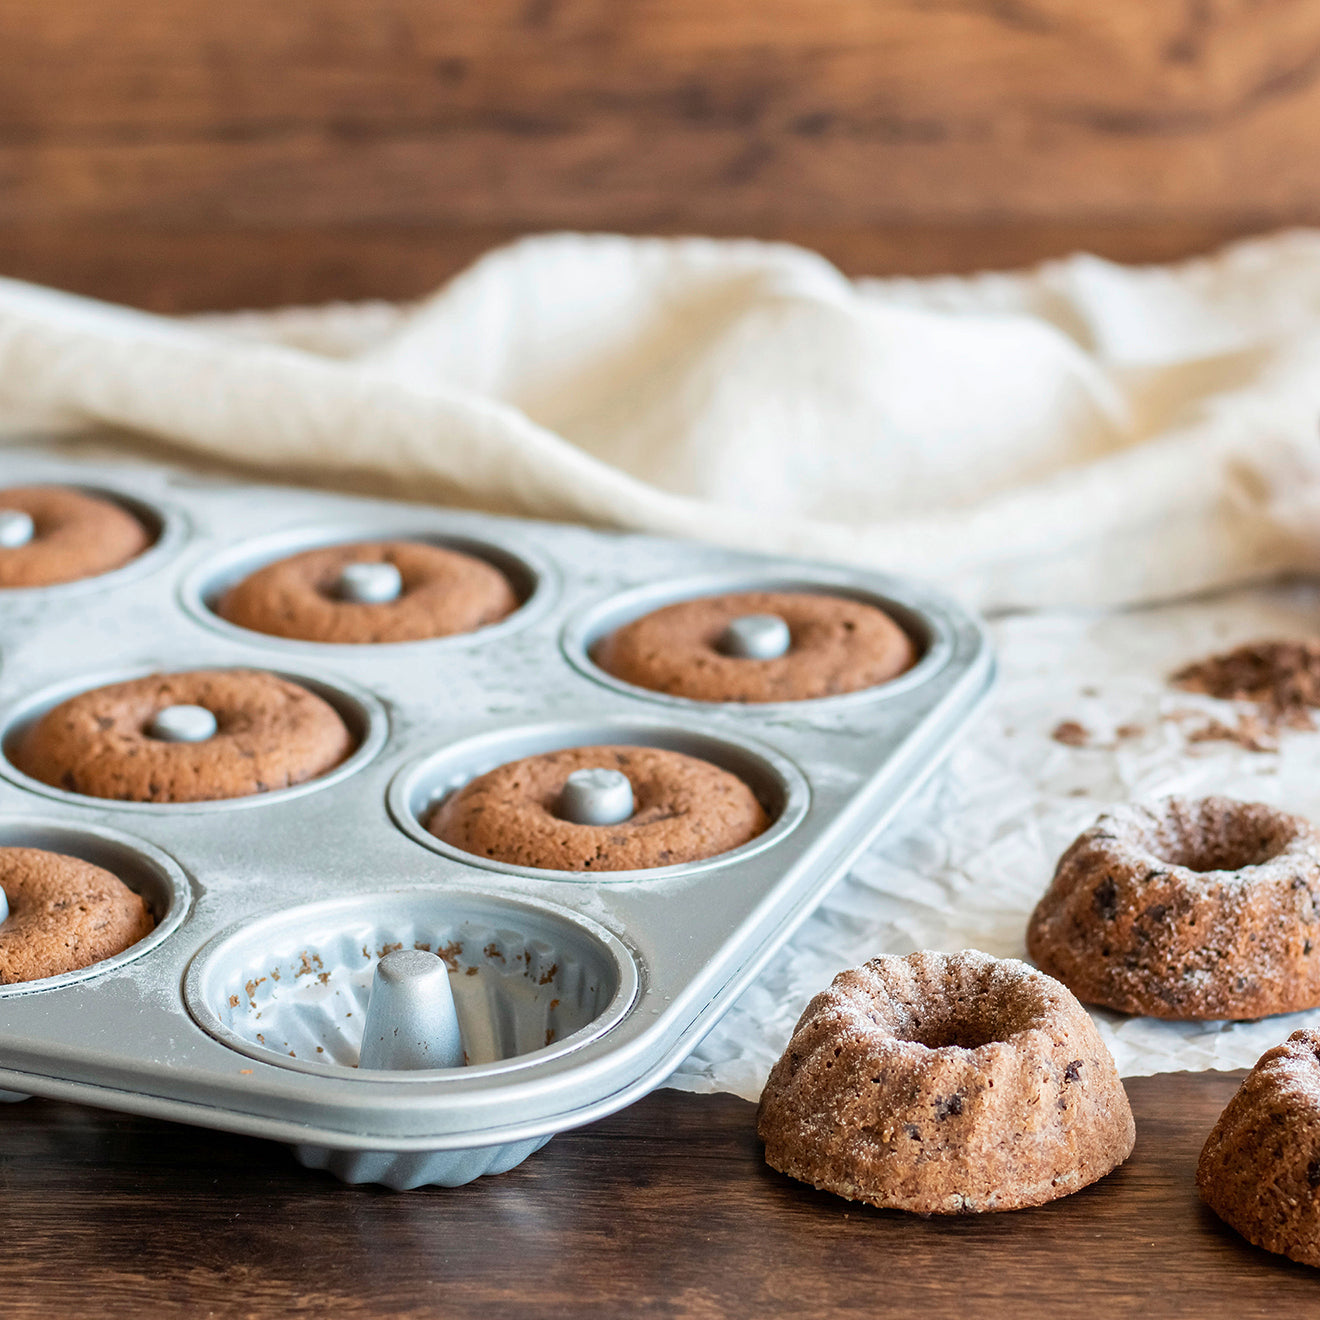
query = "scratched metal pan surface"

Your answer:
(0, 445), (994, 1188)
